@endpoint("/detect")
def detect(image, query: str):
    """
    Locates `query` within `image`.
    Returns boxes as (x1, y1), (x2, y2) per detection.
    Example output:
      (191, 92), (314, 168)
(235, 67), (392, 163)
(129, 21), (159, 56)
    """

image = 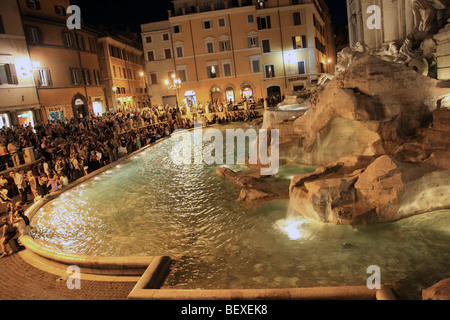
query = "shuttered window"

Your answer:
(0, 64), (19, 85)
(35, 68), (52, 87)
